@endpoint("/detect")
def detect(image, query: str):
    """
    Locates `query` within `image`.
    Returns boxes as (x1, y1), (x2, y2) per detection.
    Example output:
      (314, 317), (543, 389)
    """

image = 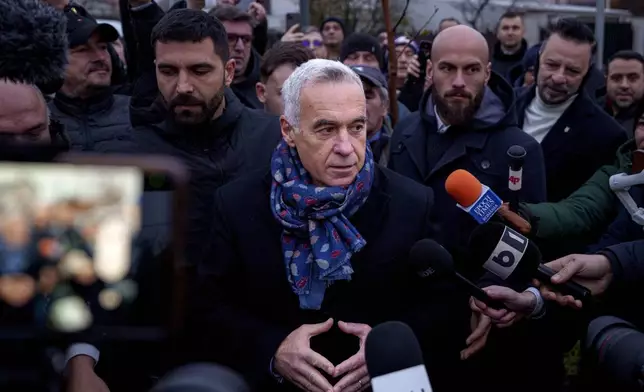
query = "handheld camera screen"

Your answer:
(0, 163), (143, 334)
